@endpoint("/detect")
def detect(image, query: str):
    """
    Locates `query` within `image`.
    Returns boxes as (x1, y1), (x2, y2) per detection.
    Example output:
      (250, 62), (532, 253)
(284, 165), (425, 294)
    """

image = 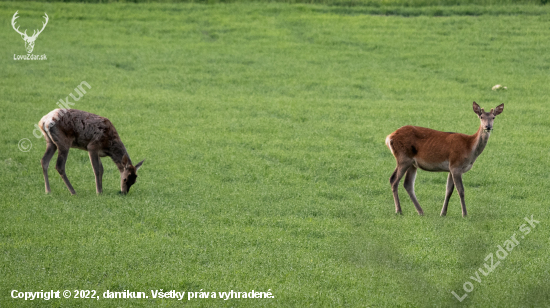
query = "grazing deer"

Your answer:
(385, 102), (504, 217)
(38, 109), (144, 195)
(11, 11), (48, 54)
